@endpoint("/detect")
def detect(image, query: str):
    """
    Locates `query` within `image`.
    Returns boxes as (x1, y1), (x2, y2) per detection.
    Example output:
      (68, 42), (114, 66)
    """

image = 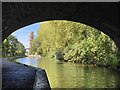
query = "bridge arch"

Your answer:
(2, 2), (120, 50)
